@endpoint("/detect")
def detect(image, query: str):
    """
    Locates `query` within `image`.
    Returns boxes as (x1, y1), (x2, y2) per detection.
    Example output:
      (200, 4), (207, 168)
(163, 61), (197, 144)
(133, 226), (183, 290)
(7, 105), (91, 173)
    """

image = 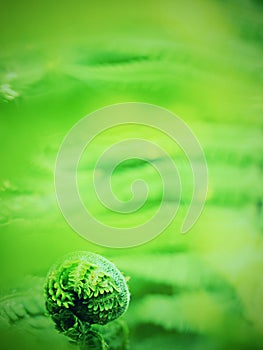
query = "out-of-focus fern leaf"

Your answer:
(126, 292), (261, 348)
(0, 276), (45, 325)
(114, 253), (226, 290)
